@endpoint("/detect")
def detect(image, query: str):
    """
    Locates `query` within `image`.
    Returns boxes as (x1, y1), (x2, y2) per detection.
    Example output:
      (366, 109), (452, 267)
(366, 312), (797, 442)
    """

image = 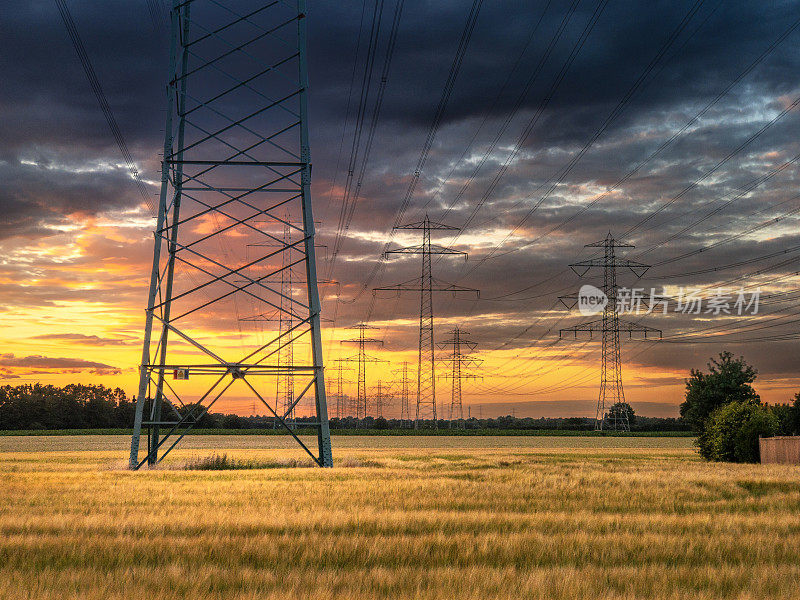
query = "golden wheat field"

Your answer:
(1, 435), (799, 600)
